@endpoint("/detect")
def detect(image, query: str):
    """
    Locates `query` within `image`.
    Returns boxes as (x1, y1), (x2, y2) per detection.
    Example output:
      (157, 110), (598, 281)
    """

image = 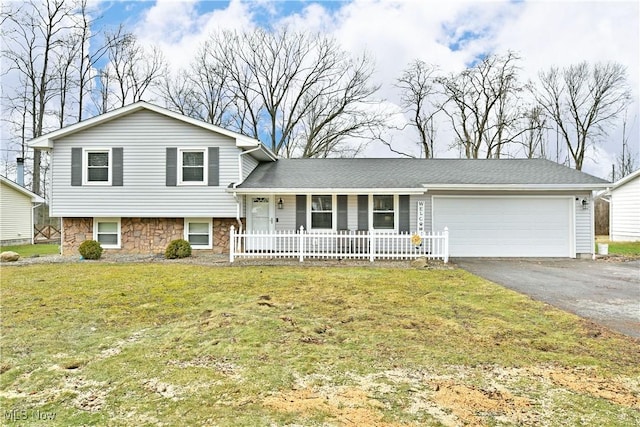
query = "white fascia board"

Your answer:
(422, 183), (611, 191)
(1, 177), (45, 202)
(28, 103), (148, 148)
(612, 169), (640, 189)
(228, 187), (426, 195)
(242, 145), (278, 161)
(28, 101), (266, 151)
